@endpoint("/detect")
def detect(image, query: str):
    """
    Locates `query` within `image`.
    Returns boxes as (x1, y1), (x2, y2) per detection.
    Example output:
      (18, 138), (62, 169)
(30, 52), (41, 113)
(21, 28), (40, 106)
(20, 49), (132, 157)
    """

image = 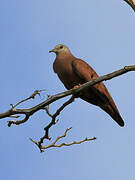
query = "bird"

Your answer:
(49, 44), (124, 127)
